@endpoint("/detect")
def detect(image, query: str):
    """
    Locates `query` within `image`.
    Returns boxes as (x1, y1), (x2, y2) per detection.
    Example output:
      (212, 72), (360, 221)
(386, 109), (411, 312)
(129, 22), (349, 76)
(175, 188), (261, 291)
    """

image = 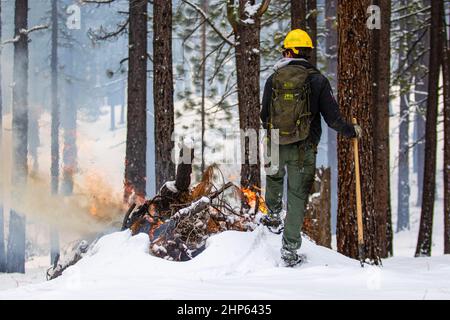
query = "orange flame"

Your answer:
(89, 203), (98, 216)
(241, 187), (268, 214)
(79, 173), (125, 222)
